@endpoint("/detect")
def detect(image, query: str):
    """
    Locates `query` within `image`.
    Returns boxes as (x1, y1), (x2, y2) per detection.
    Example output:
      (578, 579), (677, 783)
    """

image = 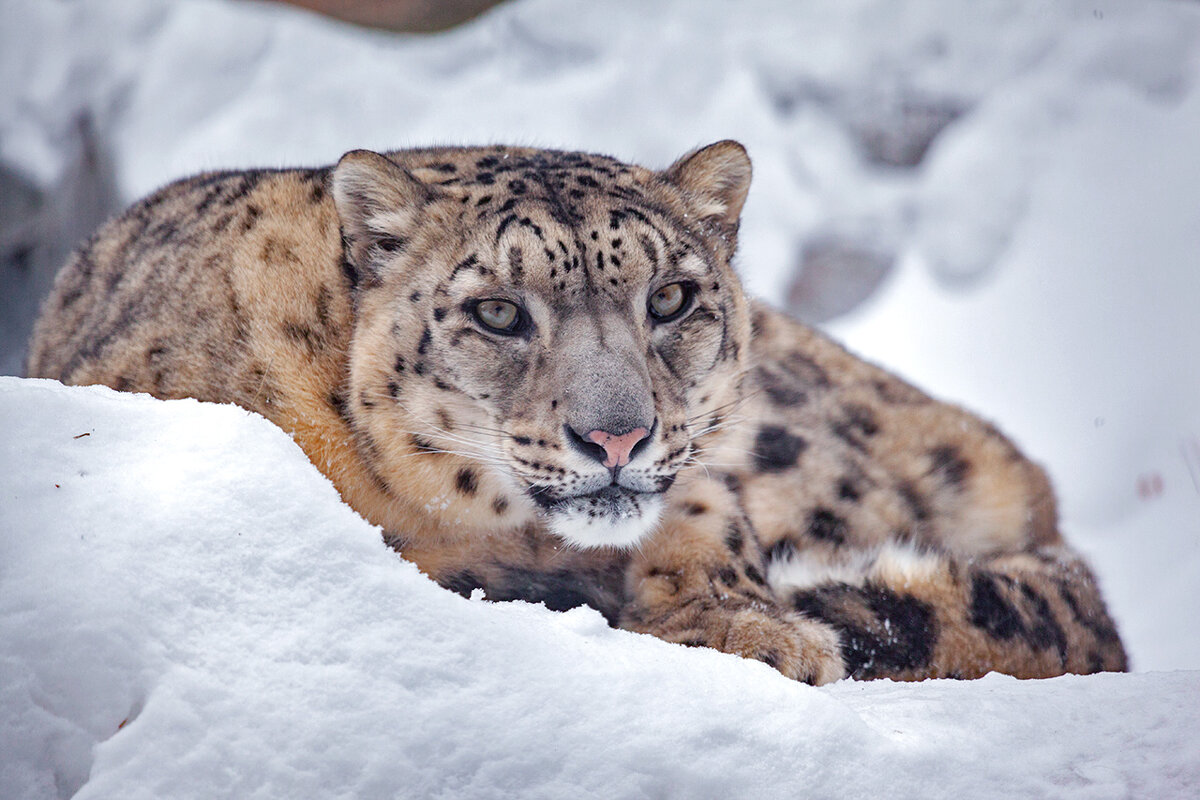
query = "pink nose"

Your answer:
(586, 427), (650, 469)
